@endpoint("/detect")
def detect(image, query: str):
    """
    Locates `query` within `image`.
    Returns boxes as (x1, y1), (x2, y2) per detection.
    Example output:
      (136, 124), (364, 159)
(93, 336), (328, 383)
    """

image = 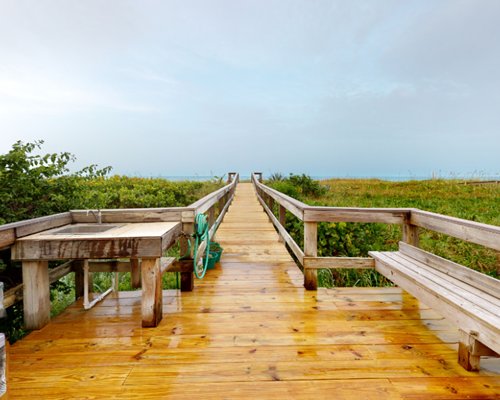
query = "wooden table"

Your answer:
(11, 222), (181, 329)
